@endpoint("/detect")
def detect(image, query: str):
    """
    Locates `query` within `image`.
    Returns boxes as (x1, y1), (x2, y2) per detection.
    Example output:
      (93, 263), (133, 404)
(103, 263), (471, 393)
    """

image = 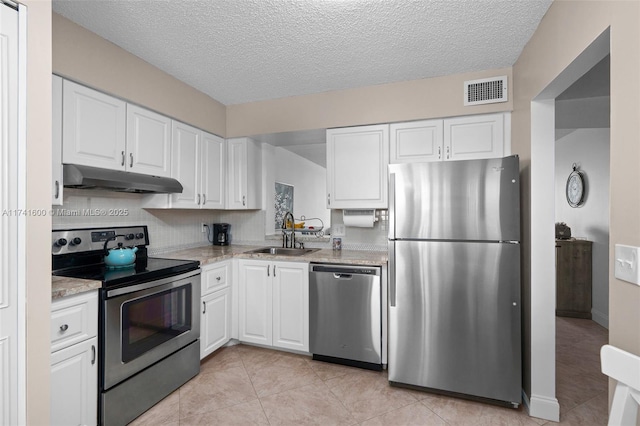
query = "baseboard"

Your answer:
(591, 309), (609, 329)
(524, 392), (560, 422)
